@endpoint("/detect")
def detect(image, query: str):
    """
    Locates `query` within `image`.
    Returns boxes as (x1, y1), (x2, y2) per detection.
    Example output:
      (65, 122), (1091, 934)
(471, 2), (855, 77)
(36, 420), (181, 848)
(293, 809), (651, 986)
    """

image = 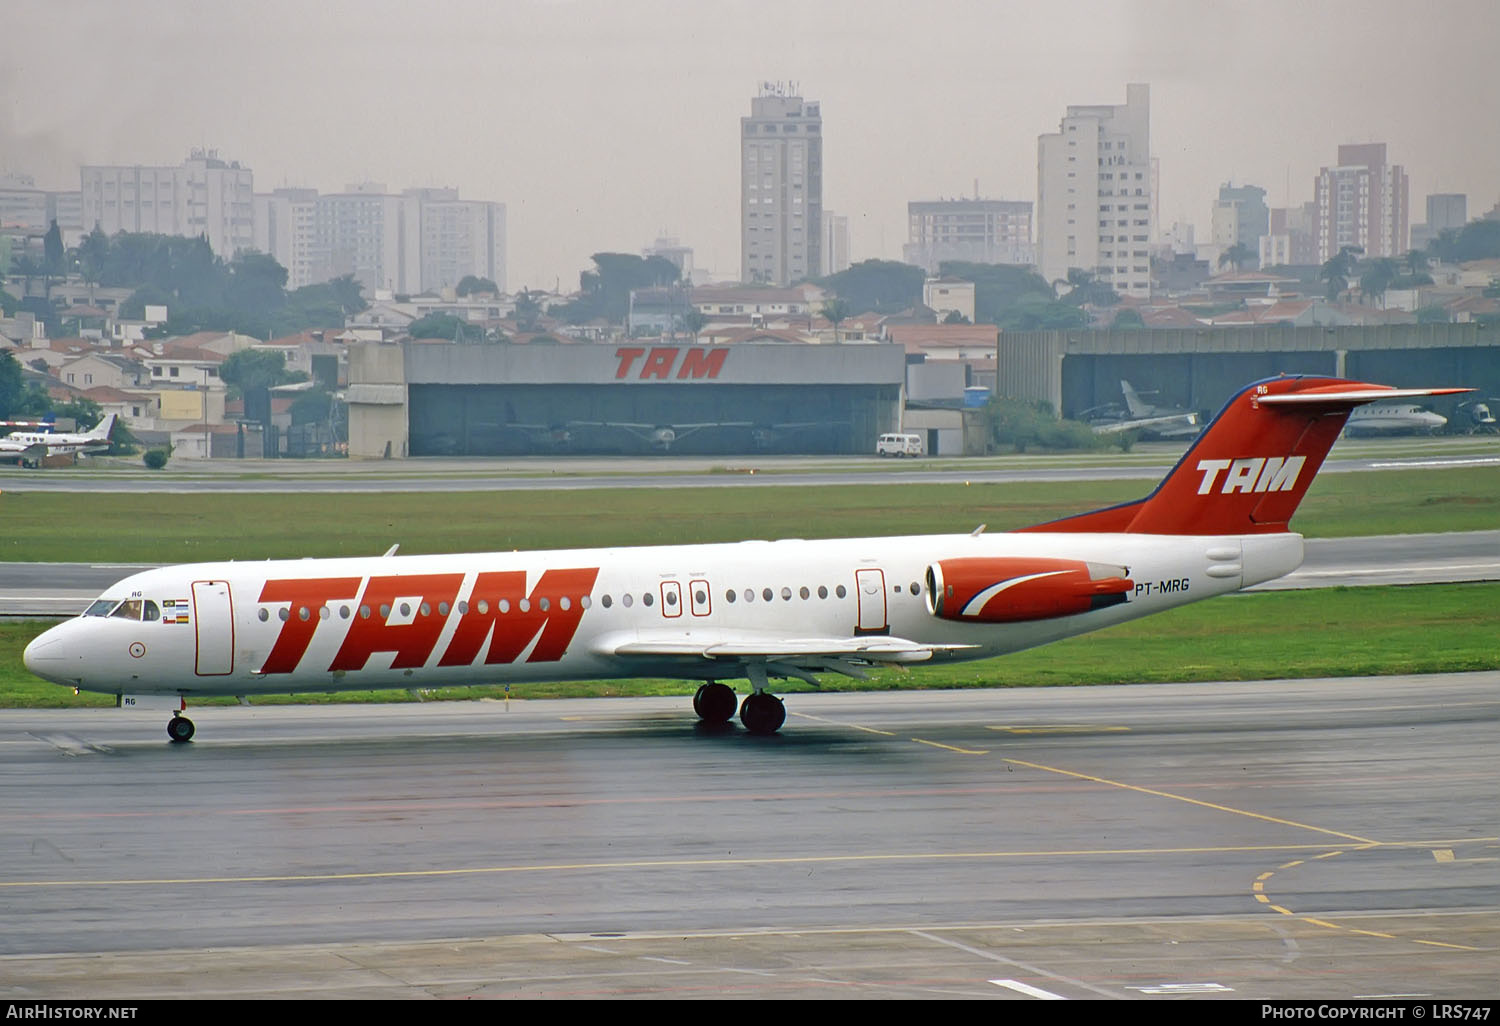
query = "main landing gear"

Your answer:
(692, 673), (787, 736)
(167, 712), (195, 743)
